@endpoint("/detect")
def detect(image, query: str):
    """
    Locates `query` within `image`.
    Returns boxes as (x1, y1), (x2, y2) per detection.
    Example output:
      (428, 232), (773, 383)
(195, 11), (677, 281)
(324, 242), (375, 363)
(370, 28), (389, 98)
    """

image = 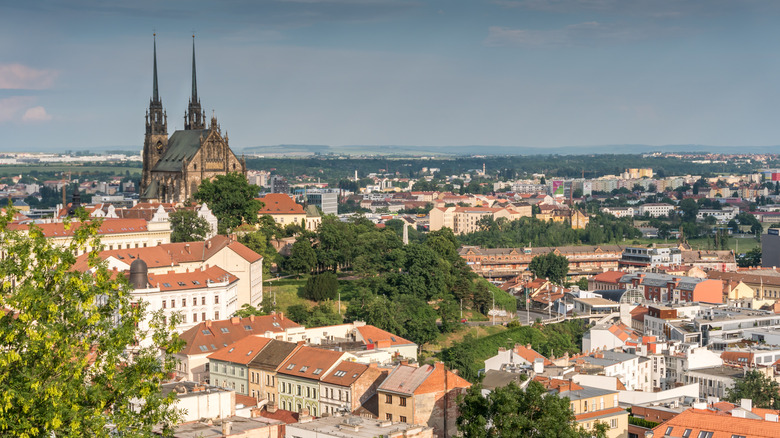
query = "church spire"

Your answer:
(191, 35), (198, 102)
(153, 33), (160, 103)
(185, 34), (205, 130)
